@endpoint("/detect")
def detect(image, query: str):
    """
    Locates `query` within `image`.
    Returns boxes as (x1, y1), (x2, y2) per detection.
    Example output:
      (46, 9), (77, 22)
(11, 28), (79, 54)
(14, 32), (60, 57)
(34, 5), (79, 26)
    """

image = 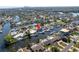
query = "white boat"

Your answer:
(0, 25), (2, 33)
(0, 30), (2, 33)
